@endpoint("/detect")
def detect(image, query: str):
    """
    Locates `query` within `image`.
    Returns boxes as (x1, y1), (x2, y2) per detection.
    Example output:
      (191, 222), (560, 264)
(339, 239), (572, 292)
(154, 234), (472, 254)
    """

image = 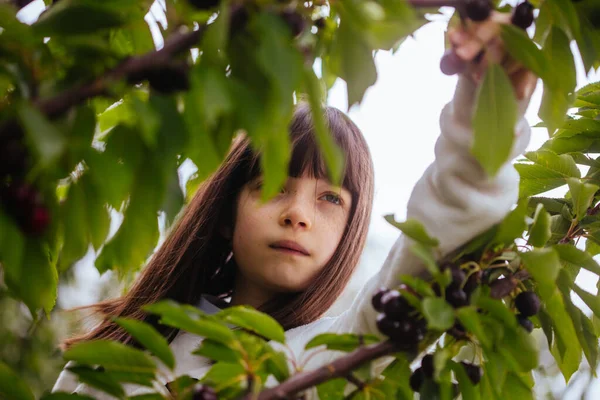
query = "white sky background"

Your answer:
(17, 1), (600, 397)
